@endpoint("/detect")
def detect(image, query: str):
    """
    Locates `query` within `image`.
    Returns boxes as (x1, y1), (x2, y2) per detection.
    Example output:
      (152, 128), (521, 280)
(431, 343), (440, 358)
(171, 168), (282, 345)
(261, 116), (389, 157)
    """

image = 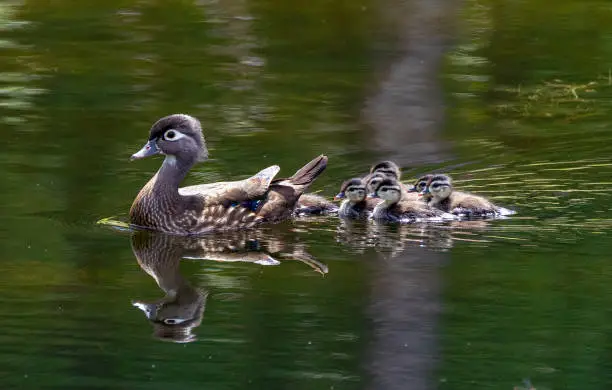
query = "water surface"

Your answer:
(2, 1), (612, 389)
